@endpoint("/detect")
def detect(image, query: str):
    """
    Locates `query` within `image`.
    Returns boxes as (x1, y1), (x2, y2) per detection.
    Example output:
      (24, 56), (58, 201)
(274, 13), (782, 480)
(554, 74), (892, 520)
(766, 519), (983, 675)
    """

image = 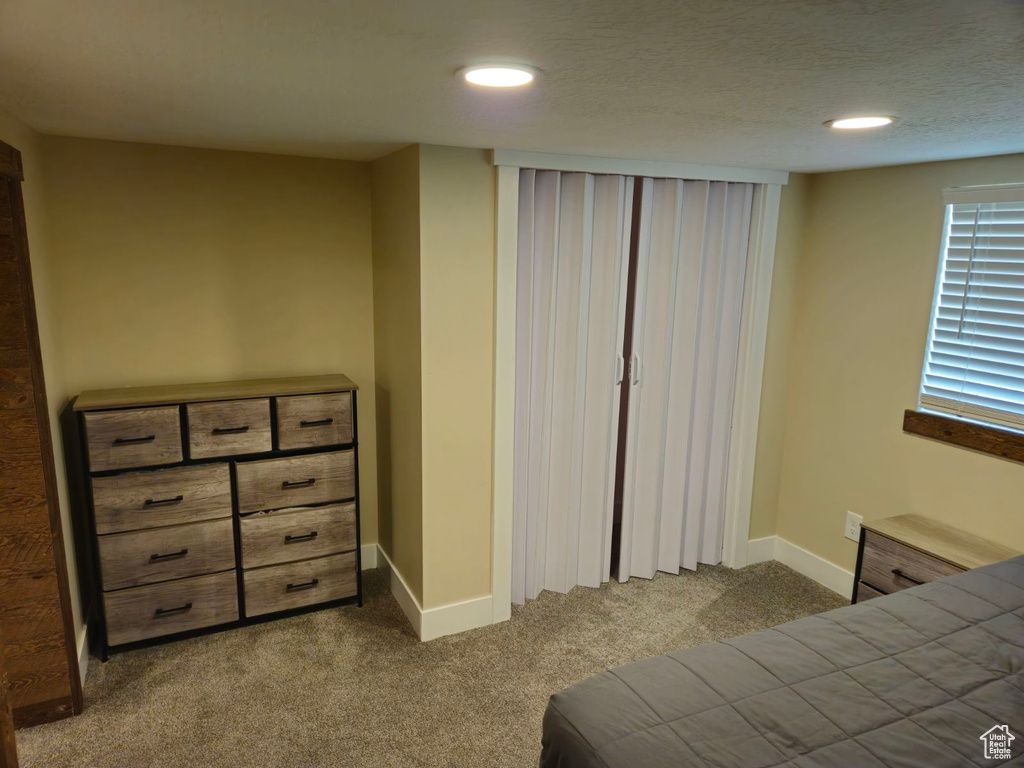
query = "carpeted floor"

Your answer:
(17, 562), (845, 767)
